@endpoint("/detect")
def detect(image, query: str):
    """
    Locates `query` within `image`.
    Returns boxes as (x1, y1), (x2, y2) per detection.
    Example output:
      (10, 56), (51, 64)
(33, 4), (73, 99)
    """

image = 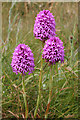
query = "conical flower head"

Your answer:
(11, 44), (35, 75)
(42, 37), (64, 65)
(33, 10), (56, 42)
